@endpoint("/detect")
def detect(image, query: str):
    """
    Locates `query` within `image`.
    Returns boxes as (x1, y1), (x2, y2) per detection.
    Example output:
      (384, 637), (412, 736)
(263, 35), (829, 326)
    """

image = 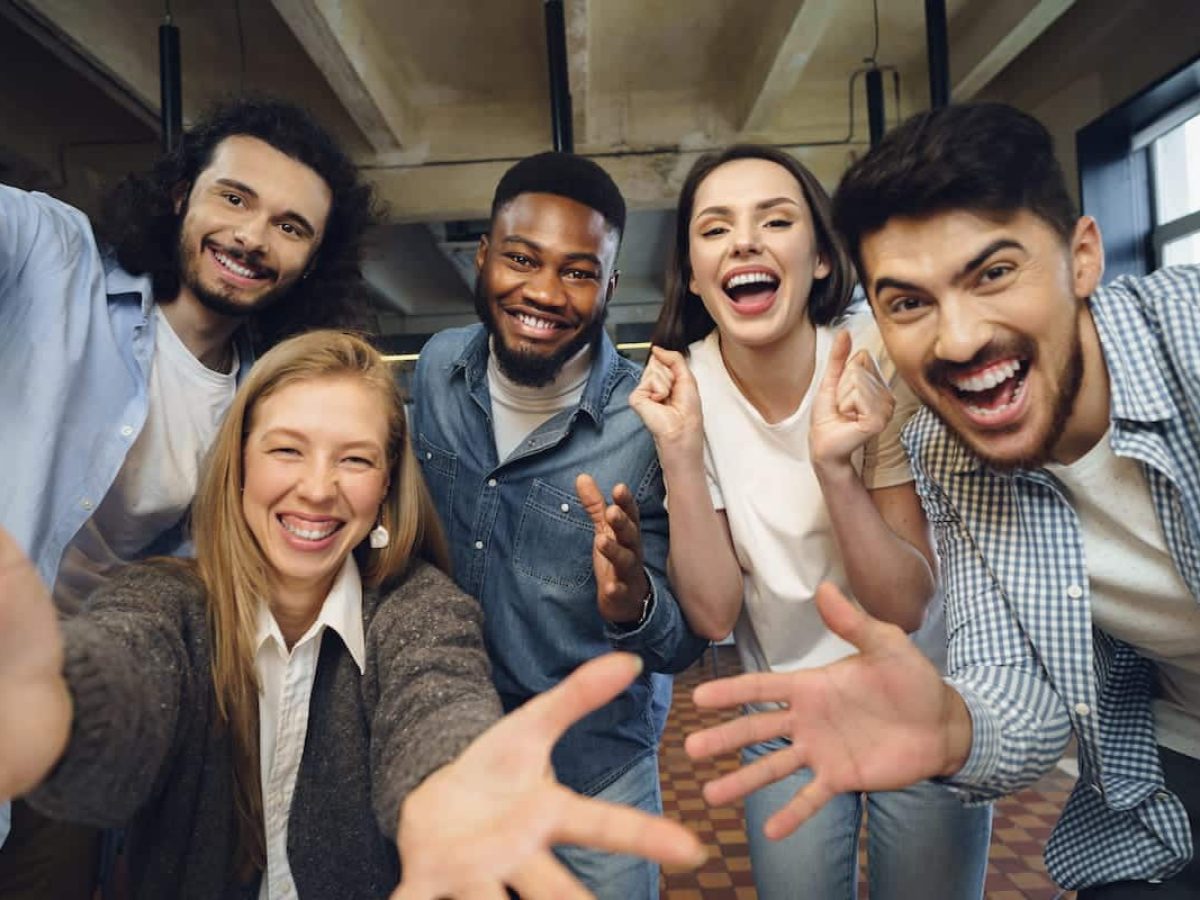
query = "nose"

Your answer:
(296, 460), (337, 504)
(934, 294), (991, 363)
(522, 265), (566, 309)
(731, 219), (762, 256)
(232, 214), (270, 253)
